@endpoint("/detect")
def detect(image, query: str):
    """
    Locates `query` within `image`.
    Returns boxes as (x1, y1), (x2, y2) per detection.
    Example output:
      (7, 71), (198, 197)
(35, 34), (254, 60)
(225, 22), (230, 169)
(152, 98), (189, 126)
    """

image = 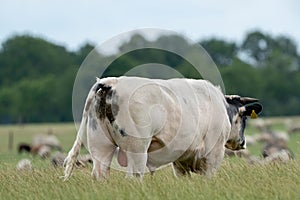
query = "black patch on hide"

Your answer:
(95, 83), (119, 123)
